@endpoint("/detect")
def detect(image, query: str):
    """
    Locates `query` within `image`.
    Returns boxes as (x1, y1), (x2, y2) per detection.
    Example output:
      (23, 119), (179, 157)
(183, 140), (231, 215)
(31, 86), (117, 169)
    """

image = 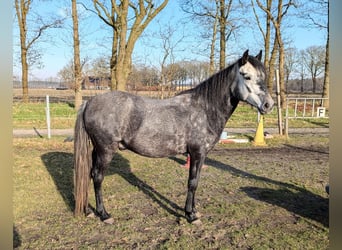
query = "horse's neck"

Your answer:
(203, 94), (239, 136)
(185, 66), (240, 134)
(218, 96), (239, 130)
